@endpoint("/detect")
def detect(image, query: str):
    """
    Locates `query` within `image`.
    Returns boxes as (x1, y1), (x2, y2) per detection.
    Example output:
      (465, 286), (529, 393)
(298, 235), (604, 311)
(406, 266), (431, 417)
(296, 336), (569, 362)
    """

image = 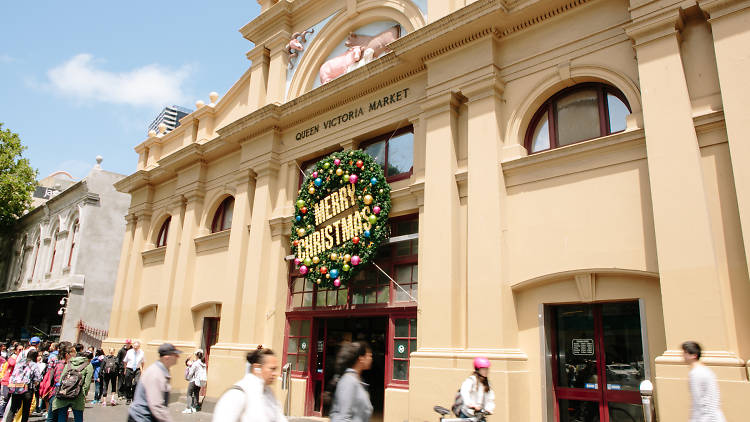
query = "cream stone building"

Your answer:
(104, 0), (750, 420)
